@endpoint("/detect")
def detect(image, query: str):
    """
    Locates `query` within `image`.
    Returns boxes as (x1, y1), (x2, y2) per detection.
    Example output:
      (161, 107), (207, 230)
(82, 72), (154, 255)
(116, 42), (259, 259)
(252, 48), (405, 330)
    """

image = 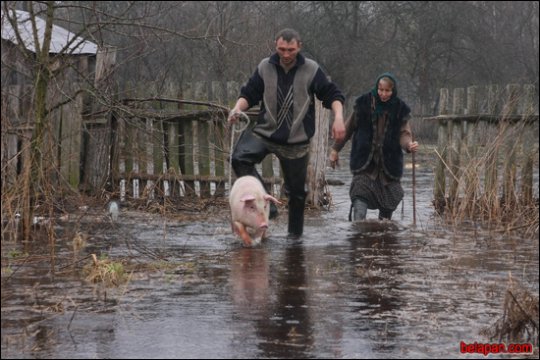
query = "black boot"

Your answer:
(287, 197), (305, 239)
(379, 208), (393, 220)
(280, 155), (309, 240)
